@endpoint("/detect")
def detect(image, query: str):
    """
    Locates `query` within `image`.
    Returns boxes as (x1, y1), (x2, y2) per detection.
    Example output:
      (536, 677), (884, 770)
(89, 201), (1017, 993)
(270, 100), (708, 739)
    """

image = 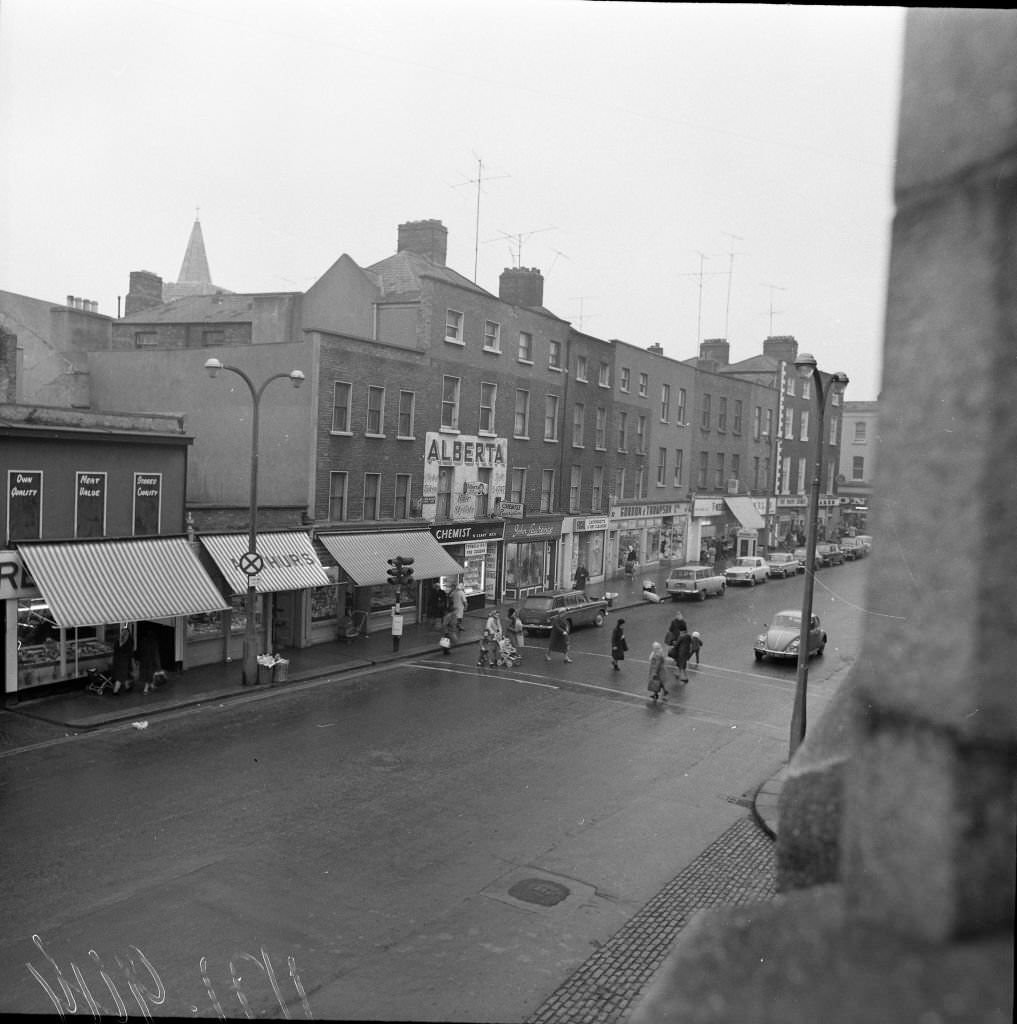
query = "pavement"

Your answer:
(0, 563), (787, 1024)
